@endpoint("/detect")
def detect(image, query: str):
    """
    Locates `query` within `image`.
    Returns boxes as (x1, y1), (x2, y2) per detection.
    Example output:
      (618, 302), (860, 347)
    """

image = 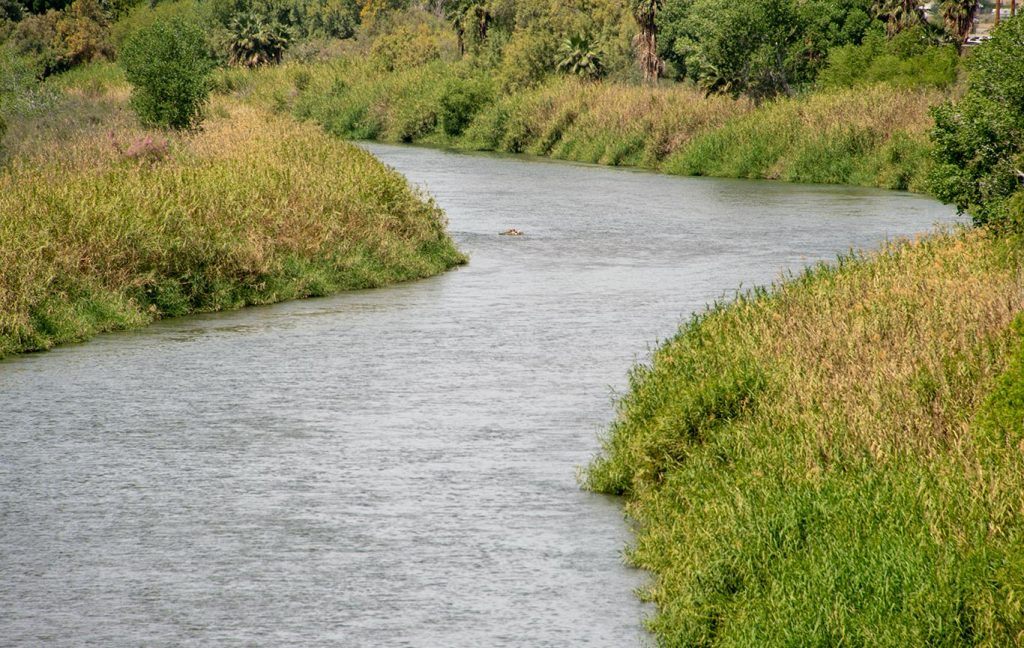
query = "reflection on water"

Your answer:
(0, 145), (955, 647)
